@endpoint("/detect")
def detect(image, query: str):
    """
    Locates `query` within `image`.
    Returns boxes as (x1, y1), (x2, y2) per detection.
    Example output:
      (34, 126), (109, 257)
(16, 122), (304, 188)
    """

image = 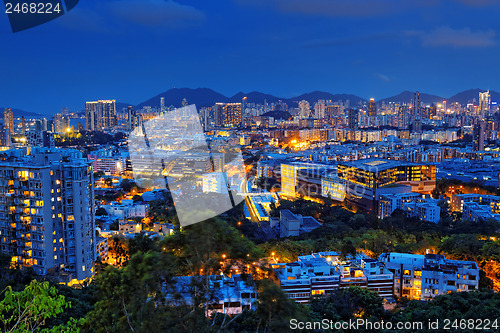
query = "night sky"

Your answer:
(1, 0), (499, 114)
